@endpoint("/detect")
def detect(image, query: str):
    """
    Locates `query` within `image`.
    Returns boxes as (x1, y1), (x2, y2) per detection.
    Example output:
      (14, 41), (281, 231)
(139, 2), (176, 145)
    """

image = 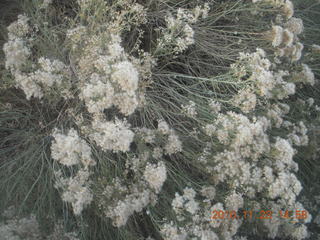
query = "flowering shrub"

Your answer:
(0, 0), (320, 239)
